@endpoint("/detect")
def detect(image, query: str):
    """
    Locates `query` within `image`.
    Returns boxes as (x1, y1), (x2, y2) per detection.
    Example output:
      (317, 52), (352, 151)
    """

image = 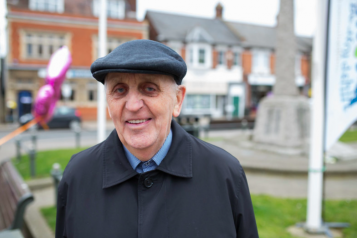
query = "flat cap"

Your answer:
(90, 39), (187, 85)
